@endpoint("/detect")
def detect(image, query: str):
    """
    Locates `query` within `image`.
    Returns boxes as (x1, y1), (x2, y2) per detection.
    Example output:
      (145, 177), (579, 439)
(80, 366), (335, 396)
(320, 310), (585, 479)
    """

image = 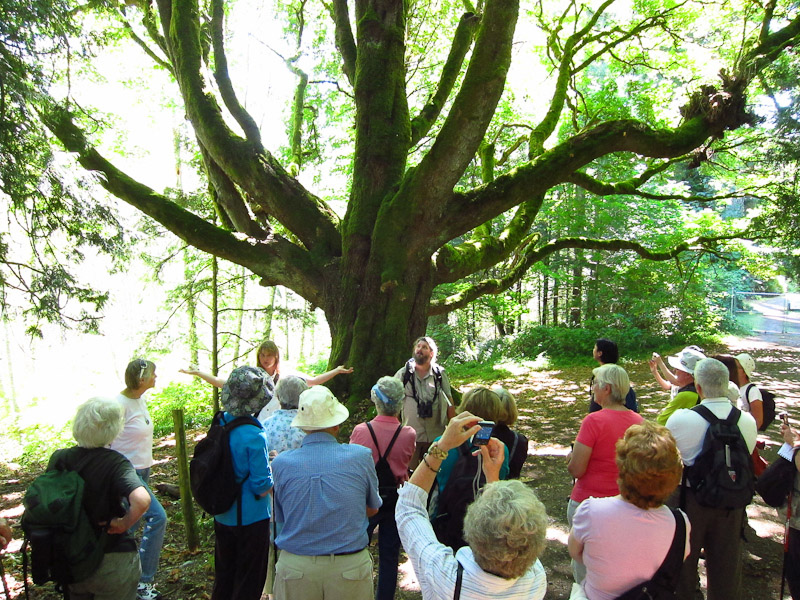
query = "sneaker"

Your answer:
(137, 582), (162, 600)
